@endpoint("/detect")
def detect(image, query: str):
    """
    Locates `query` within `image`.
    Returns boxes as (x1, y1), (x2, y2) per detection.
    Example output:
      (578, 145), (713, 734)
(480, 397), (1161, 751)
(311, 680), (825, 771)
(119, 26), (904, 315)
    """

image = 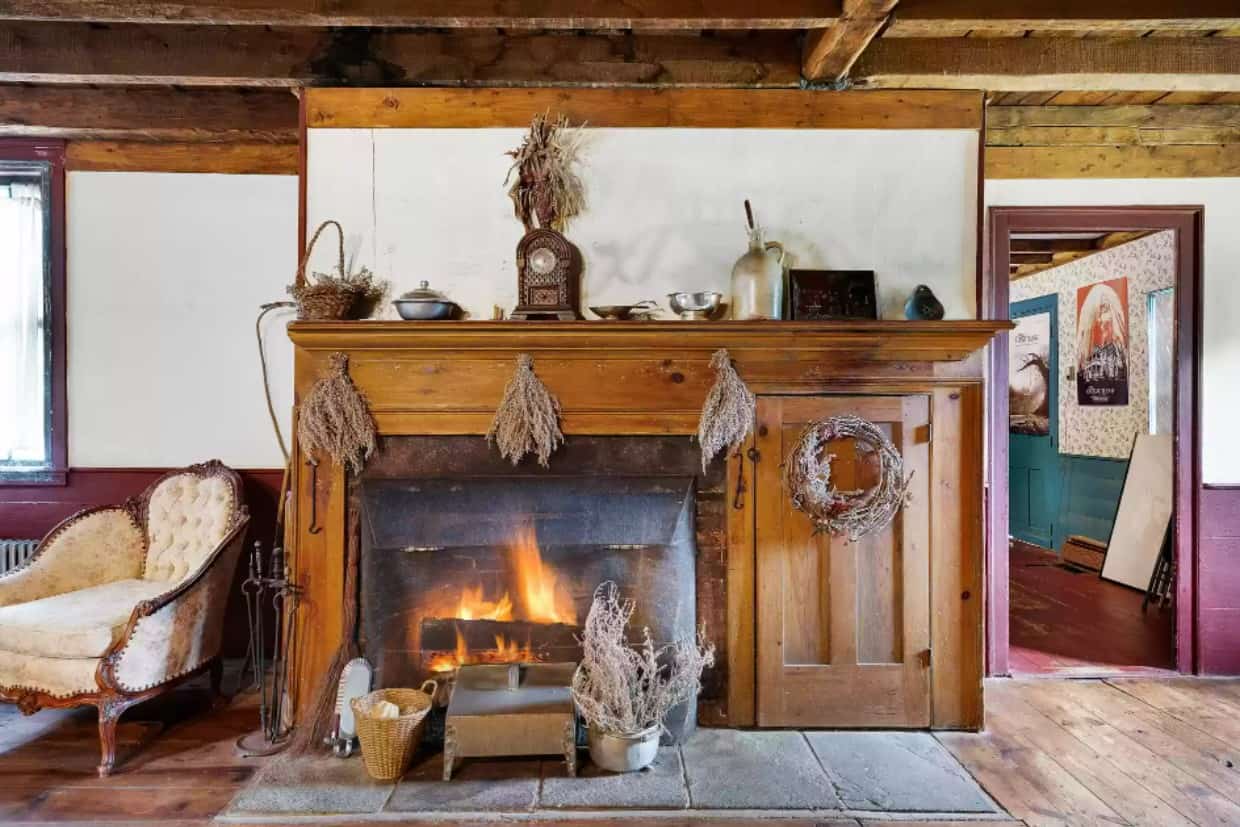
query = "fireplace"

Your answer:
(352, 435), (724, 738)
